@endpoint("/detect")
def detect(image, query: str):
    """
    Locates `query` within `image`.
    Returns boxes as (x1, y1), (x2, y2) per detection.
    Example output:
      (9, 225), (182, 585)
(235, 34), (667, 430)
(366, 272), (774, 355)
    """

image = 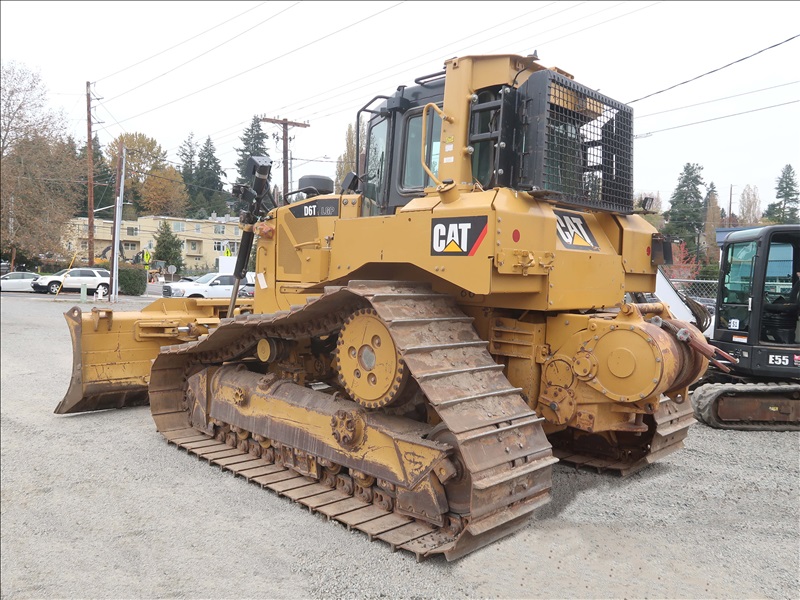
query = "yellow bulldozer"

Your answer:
(56, 53), (726, 561)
